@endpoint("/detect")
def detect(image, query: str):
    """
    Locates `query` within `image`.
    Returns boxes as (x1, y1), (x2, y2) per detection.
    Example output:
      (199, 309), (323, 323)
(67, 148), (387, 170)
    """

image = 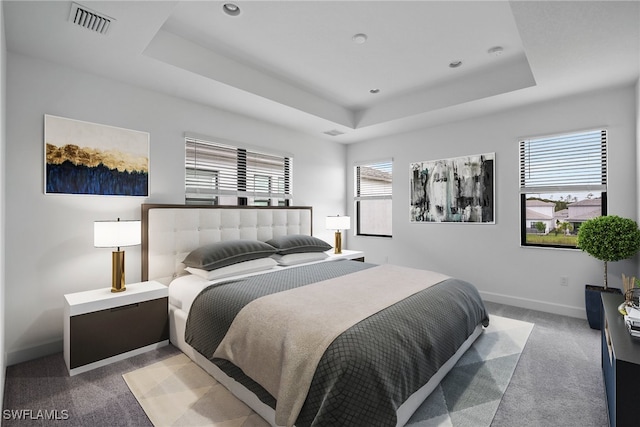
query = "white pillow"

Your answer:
(185, 257), (278, 281)
(271, 252), (329, 266)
